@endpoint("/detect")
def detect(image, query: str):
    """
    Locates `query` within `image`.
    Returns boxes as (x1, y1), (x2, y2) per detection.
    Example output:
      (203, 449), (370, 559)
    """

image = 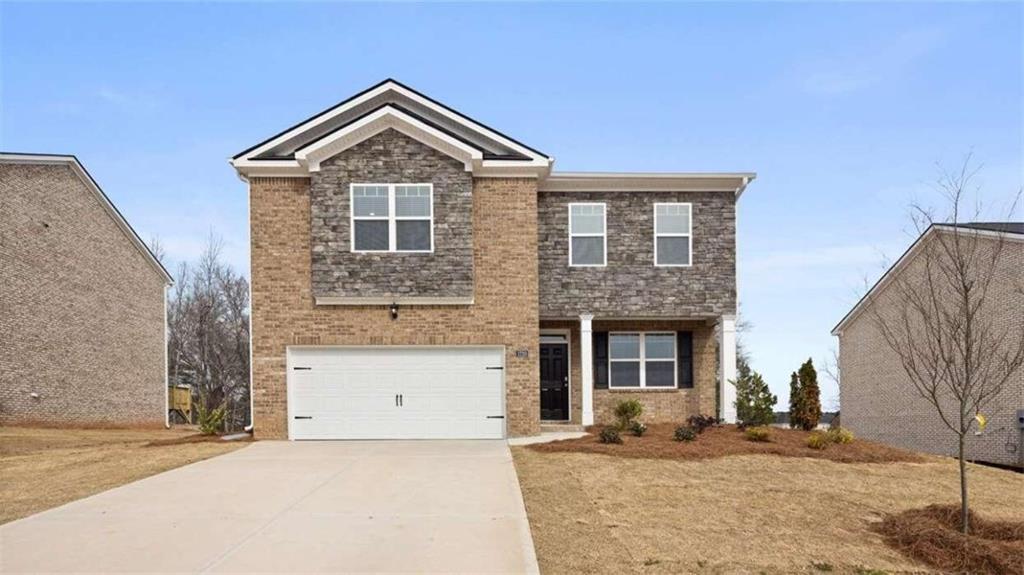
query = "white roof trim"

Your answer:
(232, 106), (553, 179)
(540, 172), (756, 195)
(830, 224), (1024, 336)
(236, 80), (550, 164)
(295, 106), (481, 172)
(0, 153), (173, 285)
